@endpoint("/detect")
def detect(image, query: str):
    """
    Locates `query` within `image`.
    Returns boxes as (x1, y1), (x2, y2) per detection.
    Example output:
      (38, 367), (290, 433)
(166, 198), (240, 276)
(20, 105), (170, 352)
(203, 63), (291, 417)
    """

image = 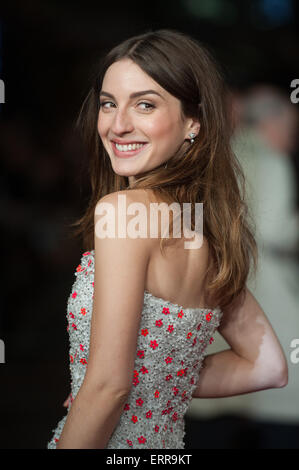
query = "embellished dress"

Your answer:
(47, 250), (223, 449)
